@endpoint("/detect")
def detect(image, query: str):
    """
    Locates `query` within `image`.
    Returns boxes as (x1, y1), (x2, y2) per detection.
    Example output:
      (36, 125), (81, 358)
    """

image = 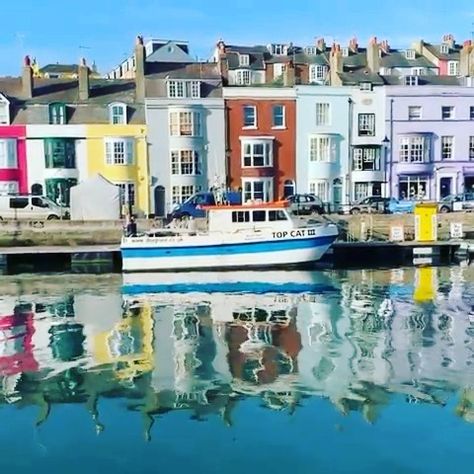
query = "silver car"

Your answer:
(439, 193), (474, 213)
